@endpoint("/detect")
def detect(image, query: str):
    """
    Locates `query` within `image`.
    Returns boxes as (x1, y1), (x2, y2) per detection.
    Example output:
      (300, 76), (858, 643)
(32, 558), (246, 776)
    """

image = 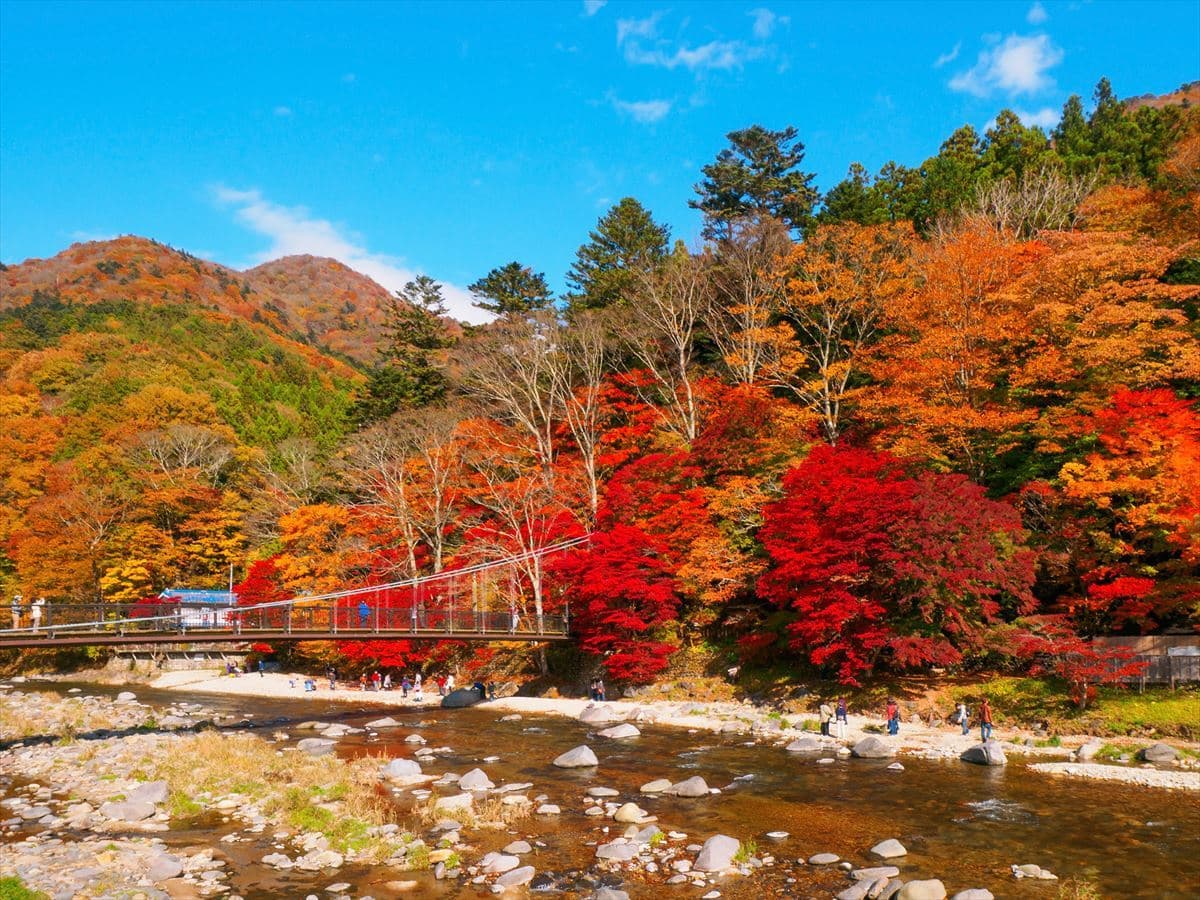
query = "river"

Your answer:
(9, 680), (1200, 898)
